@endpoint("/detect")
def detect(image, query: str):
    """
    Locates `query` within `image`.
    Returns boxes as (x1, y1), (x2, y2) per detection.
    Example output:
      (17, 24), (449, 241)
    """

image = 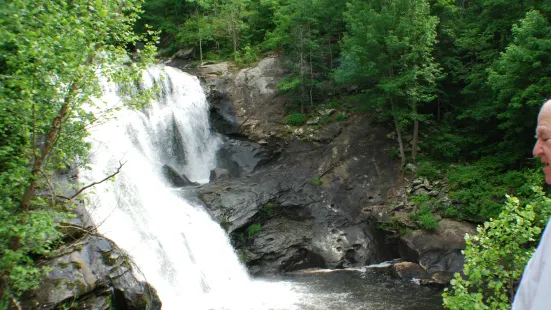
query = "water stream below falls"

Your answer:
(83, 66), (443, 309)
